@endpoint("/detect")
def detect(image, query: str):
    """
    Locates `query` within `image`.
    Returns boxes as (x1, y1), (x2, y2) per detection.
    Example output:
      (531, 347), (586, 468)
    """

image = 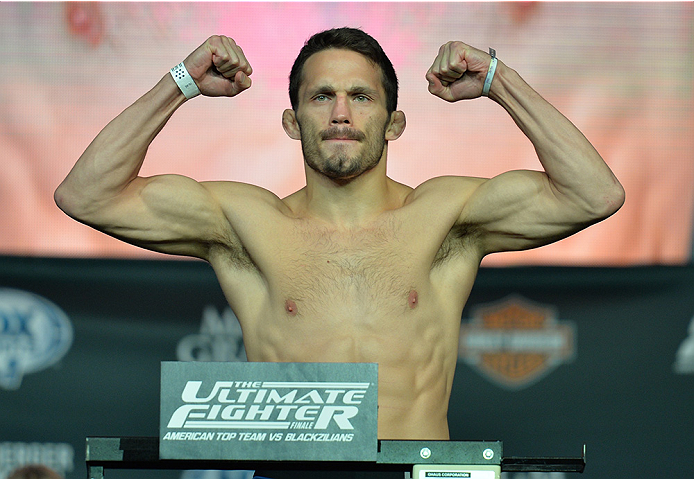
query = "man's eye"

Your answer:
(314, 94), (329, 101)
(354, 95), (369, 102)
